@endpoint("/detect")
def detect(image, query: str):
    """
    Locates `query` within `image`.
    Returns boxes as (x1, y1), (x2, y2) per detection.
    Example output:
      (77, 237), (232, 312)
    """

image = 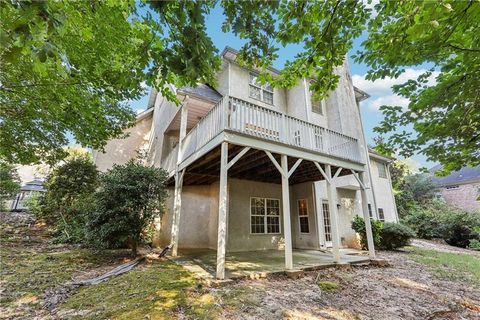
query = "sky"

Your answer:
(128, 5), (435, 170)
